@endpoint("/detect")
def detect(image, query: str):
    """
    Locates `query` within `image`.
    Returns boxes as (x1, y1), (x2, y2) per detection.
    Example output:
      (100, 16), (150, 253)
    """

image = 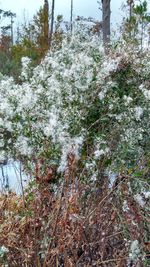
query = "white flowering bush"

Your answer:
(0, 27), (150, 266)
(1, 31), (150, 177)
